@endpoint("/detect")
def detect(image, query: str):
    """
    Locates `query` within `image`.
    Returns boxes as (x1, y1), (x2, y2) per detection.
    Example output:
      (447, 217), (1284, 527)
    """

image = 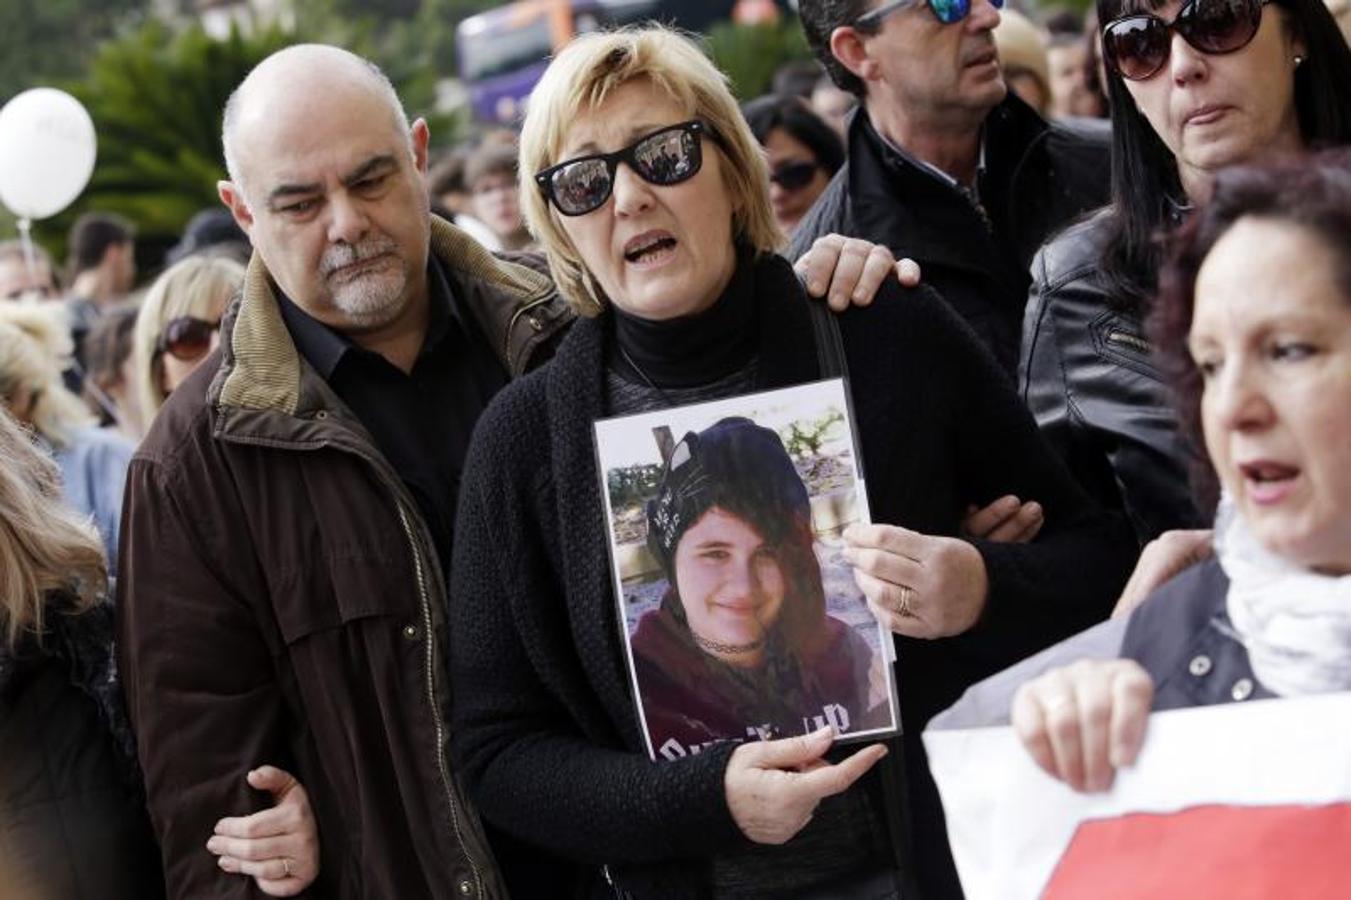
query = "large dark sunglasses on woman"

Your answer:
(769, 161), (821, 191)
(1103, 0), (1269, 81)
(156, 316), (219, 361)
(854, 0), (1005, 29)
(535, 120), (725, 217)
